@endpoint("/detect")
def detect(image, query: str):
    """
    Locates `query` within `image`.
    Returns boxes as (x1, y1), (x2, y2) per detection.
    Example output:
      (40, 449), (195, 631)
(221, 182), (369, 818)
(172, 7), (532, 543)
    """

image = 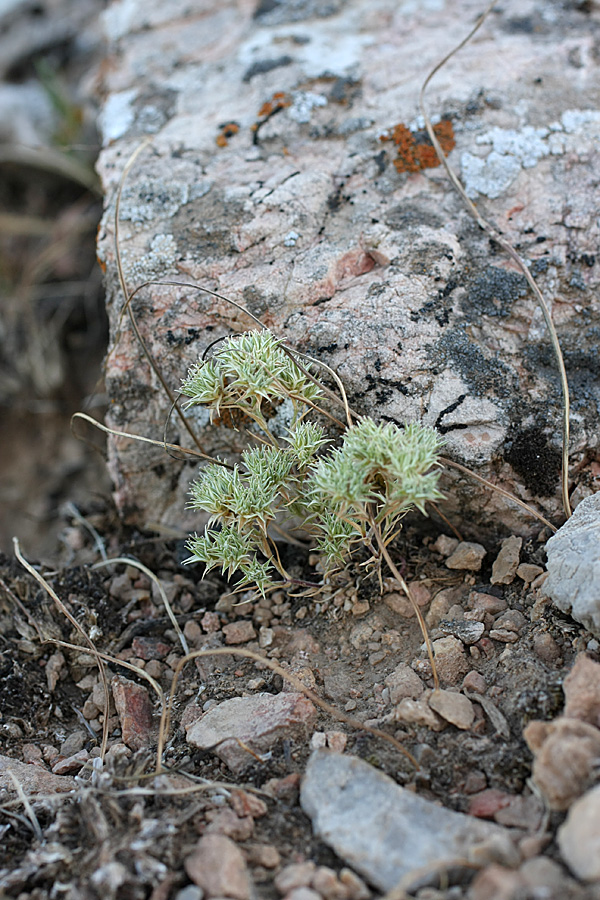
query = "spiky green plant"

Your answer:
(181, 329), (443, 596)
